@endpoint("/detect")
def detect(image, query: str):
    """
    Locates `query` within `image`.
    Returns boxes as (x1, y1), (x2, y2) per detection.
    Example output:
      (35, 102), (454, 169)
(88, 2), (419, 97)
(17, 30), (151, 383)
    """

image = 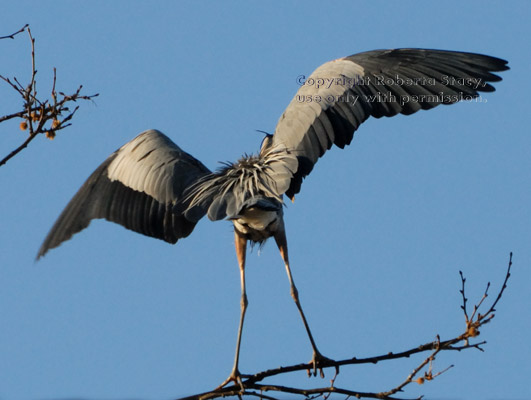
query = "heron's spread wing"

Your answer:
(37, 129), (211, 259)
(269, 49), (509, 198)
